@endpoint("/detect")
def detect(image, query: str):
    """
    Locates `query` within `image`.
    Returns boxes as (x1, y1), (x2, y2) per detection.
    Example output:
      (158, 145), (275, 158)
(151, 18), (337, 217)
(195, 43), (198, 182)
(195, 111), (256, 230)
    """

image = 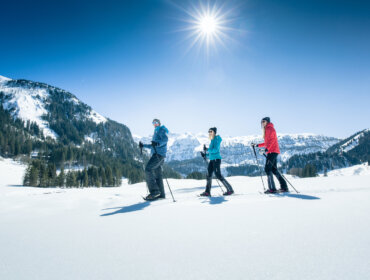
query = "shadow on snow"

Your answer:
(101, 201), (151, 216)
(100, 191), (319, 216)
(176, 186), (204, 193)
(276, 193), (320, 200)
(200, 196), (228, 205)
